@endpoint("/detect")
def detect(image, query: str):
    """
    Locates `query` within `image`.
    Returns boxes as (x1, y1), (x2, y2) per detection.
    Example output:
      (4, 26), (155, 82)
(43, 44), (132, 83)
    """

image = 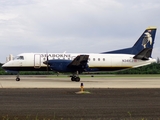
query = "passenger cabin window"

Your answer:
(98, 58), (100, 61)
(103, 58), (105, 61)
(15, 56), (24, 60)
(93, 58), (95, 61)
